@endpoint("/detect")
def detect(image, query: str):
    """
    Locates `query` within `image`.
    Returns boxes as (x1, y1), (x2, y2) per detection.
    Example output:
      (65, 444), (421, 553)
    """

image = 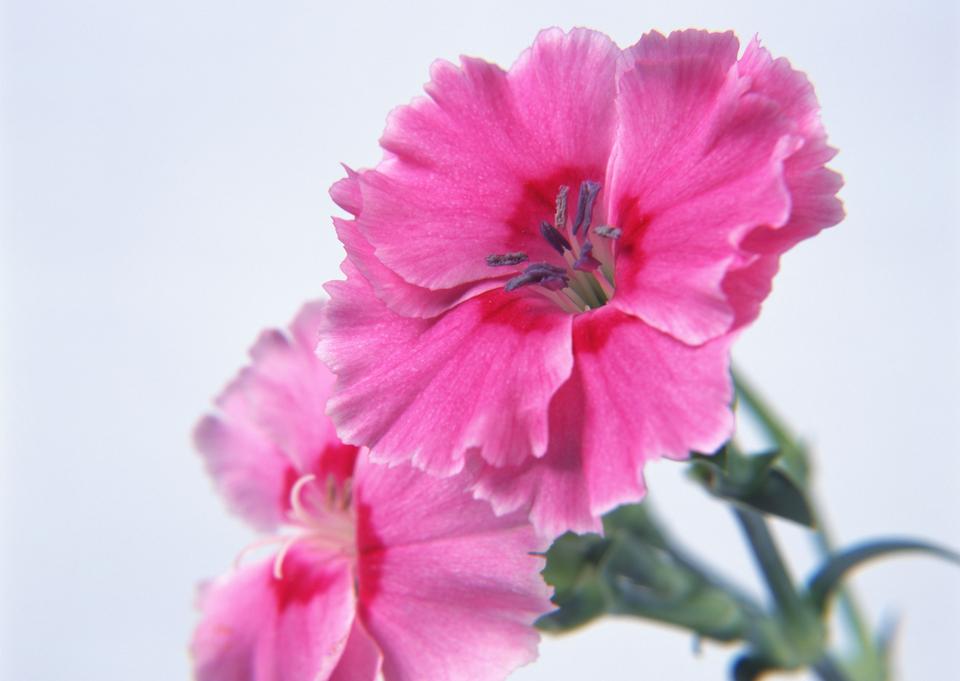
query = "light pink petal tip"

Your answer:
(319, 266), (574, 474)
(354, 455), (552, 681)
(195, 301), (358, 531)
(192, 551), (356, 681)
